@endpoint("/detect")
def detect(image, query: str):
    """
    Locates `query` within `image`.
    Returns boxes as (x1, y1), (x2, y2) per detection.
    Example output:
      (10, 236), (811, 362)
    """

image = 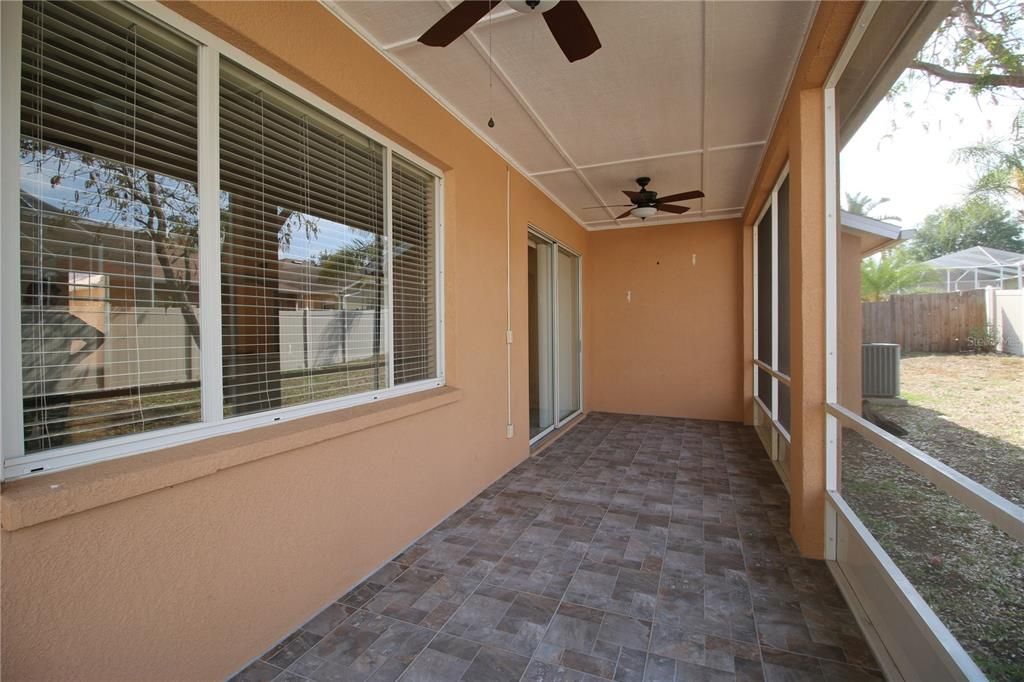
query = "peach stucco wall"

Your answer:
(0, 0), (868, 676)
(739, 1), (862, 558)
(587, 221), (744, 422)
(0, 3), (591, 680)
(839, 232), (864, 411)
